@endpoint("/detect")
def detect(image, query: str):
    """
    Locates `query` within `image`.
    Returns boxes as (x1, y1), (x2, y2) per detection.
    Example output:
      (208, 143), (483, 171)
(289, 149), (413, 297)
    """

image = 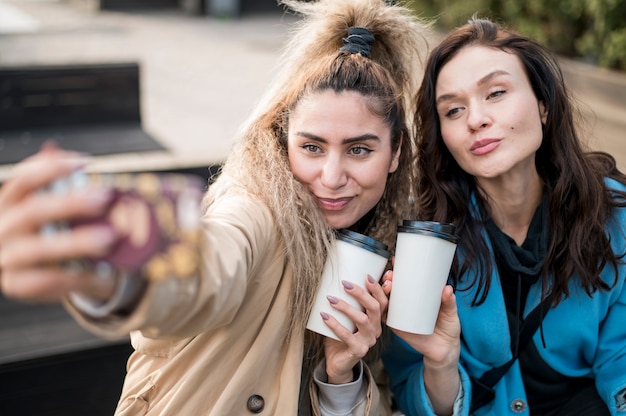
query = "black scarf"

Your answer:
(485, 192), (550, 312)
